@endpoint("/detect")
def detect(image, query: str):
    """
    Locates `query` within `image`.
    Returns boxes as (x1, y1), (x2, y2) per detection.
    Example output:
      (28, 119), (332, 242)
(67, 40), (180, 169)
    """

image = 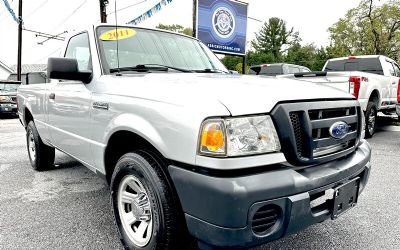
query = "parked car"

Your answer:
(17, 25), (371, 250)
(248, 63), (311, 76)
(280, 55), (400, 137)
(0, 80), (20, 115)
(7, 72), (48, 85)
